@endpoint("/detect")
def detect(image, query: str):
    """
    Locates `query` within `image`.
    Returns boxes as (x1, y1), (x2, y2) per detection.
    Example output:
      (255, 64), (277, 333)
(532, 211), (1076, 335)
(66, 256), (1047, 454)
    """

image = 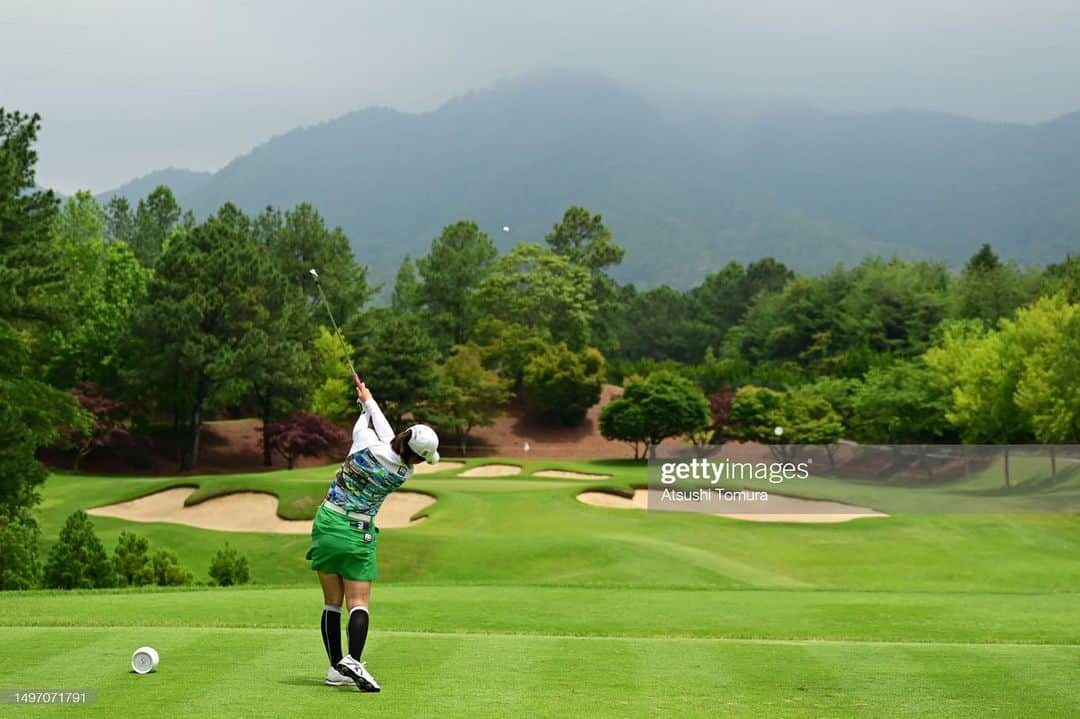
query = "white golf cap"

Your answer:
(407, 424), (440, 464)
